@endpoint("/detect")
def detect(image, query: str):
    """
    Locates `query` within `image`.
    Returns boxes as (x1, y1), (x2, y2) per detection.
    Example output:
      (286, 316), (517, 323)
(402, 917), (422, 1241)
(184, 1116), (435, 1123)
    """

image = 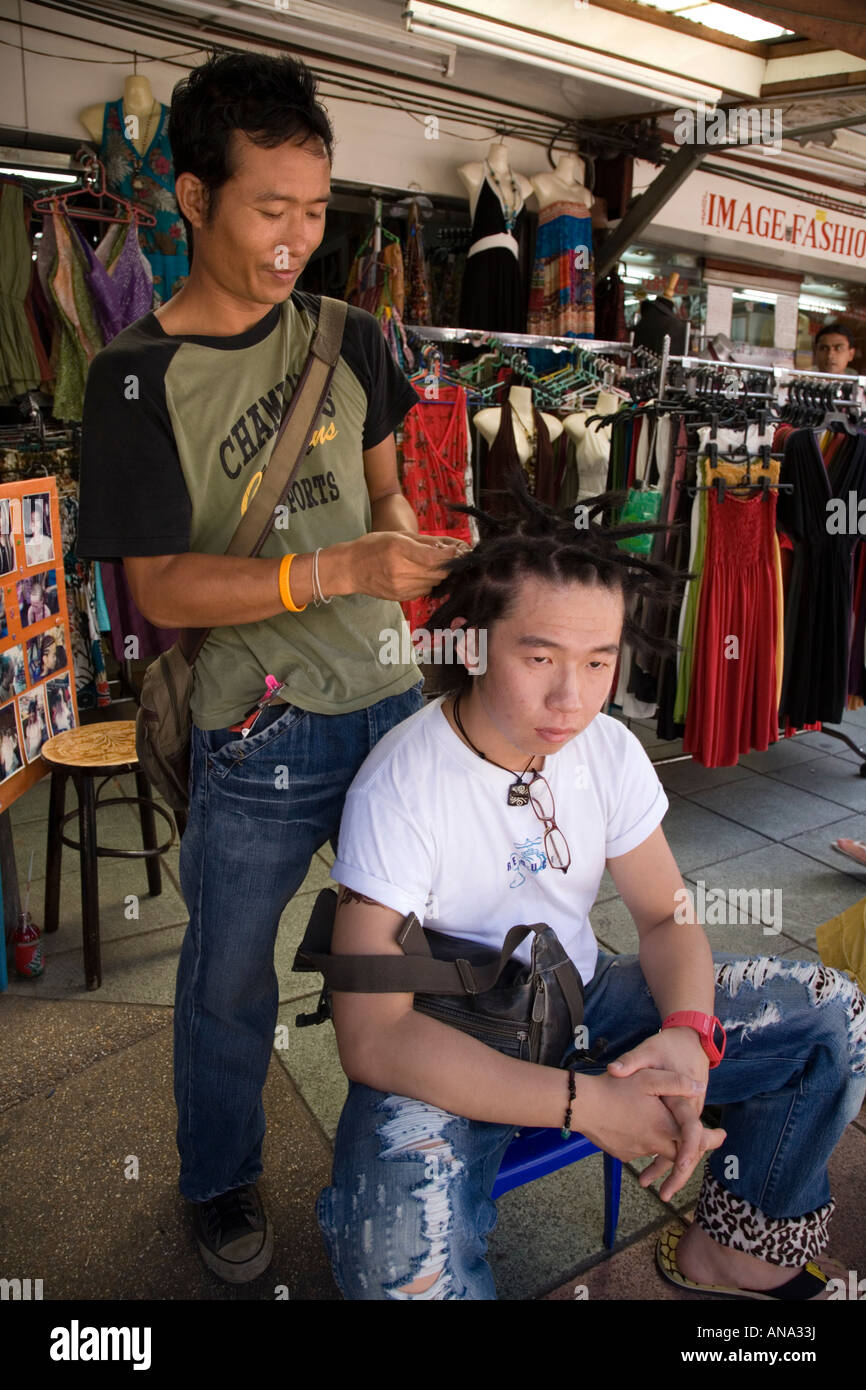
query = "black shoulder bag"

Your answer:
(293, 887), (587, 1068)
